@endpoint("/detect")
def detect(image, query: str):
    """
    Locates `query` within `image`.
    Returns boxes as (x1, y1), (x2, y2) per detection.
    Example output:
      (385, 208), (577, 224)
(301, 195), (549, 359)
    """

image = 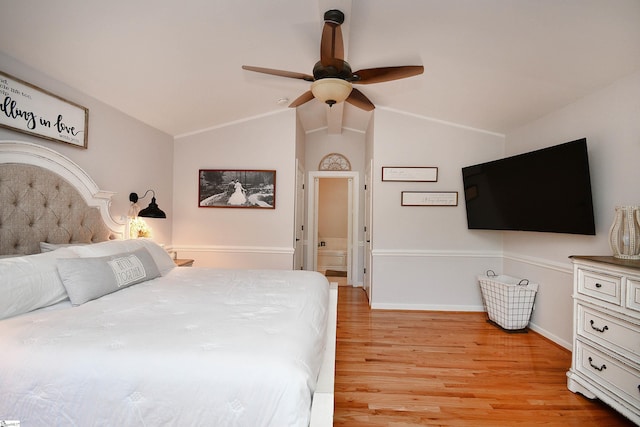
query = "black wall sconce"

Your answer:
(129, 190), (167, 218)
